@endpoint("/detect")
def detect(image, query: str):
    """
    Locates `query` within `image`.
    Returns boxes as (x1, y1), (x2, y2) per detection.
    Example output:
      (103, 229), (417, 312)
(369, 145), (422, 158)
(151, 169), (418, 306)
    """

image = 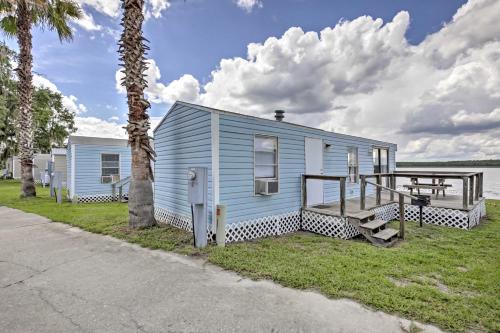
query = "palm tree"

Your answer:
(118, 0), (156, 227)
(0, 0), (81, 197)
